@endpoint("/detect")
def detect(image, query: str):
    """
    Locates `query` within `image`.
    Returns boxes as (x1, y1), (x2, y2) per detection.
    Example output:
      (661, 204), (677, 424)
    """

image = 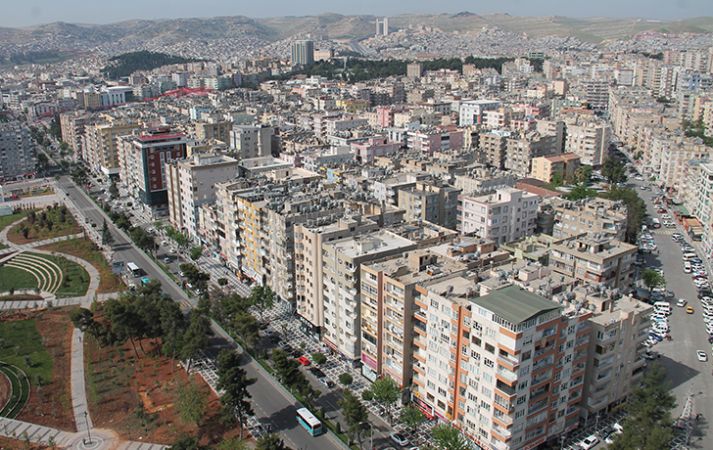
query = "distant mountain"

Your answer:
(0, 13), (712, 61)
